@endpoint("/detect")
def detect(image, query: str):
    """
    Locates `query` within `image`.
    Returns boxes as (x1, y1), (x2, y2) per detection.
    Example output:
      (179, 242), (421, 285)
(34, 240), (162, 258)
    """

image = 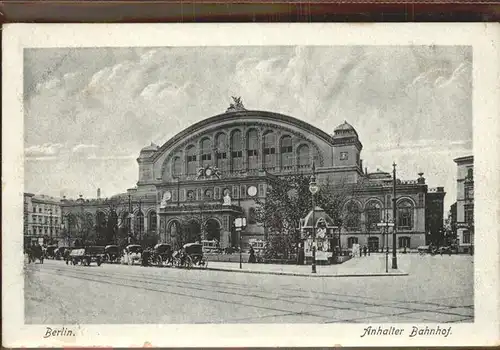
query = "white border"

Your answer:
(2, 23), (499, 347)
